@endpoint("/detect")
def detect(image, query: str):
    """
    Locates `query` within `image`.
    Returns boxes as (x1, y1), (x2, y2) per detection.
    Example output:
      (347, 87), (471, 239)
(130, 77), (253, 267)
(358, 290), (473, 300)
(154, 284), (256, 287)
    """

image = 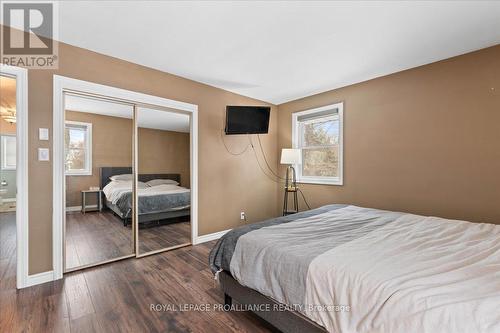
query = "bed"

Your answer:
(100, 167), (190, 226)
(209, 204), (500, 333)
